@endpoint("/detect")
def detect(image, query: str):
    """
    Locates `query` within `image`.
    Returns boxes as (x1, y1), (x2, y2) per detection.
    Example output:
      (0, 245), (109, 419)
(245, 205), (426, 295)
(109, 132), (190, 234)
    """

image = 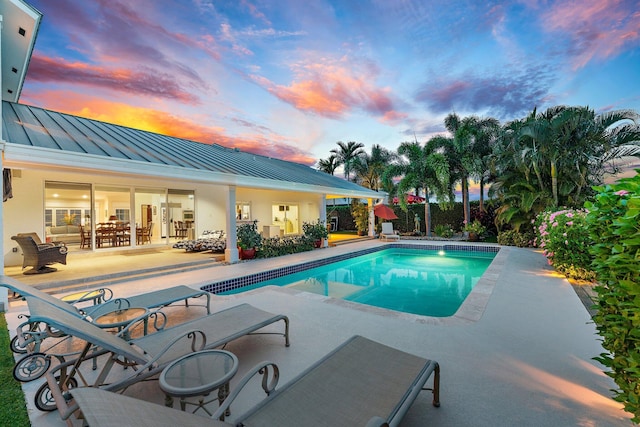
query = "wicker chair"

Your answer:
(11, 233), (67, 274)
